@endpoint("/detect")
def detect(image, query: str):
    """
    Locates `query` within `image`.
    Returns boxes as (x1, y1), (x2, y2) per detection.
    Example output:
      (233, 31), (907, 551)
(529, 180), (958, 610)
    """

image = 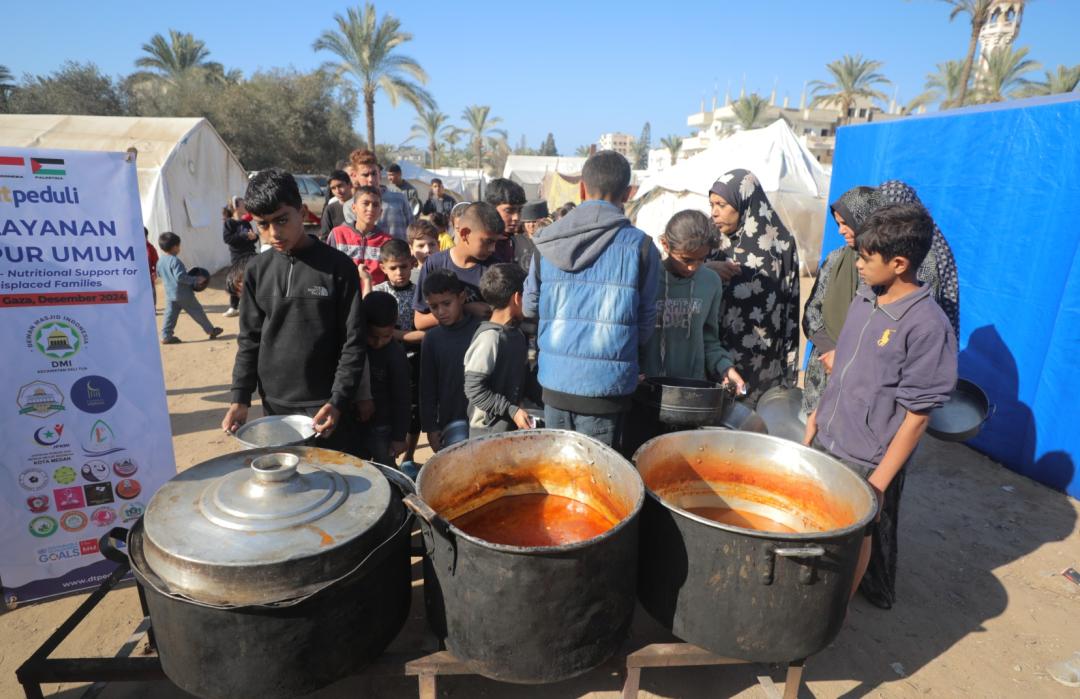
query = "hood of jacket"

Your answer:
(533, 200), (629, 272)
